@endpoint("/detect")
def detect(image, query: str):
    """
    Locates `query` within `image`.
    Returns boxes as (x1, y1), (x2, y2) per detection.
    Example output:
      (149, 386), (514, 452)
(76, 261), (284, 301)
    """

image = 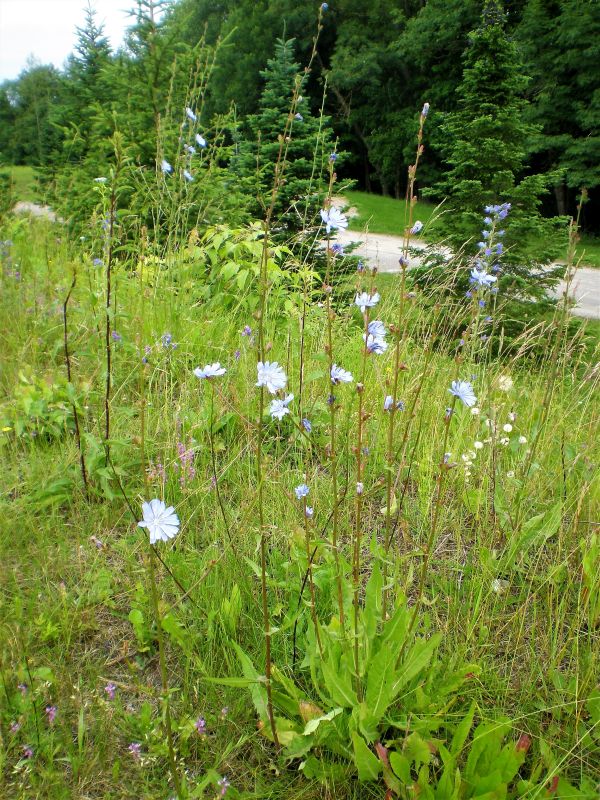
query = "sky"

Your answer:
(0, 0), (141, 81)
